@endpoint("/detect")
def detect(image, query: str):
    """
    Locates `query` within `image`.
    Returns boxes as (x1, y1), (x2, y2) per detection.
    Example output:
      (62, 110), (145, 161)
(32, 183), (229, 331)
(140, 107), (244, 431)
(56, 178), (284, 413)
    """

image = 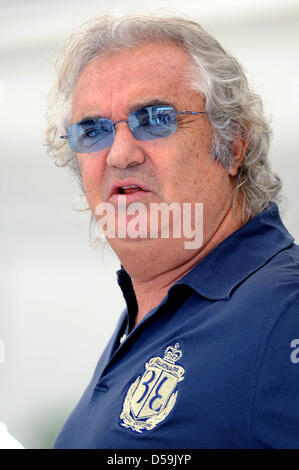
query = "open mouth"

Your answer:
(108, 180), (151, 201)
(118, 184), (142, 195)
